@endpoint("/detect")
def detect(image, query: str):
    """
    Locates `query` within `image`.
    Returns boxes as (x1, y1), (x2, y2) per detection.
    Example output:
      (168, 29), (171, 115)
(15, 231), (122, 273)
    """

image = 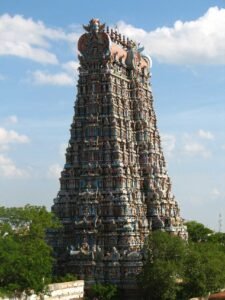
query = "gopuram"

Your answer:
(50, 18), (187, 297)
